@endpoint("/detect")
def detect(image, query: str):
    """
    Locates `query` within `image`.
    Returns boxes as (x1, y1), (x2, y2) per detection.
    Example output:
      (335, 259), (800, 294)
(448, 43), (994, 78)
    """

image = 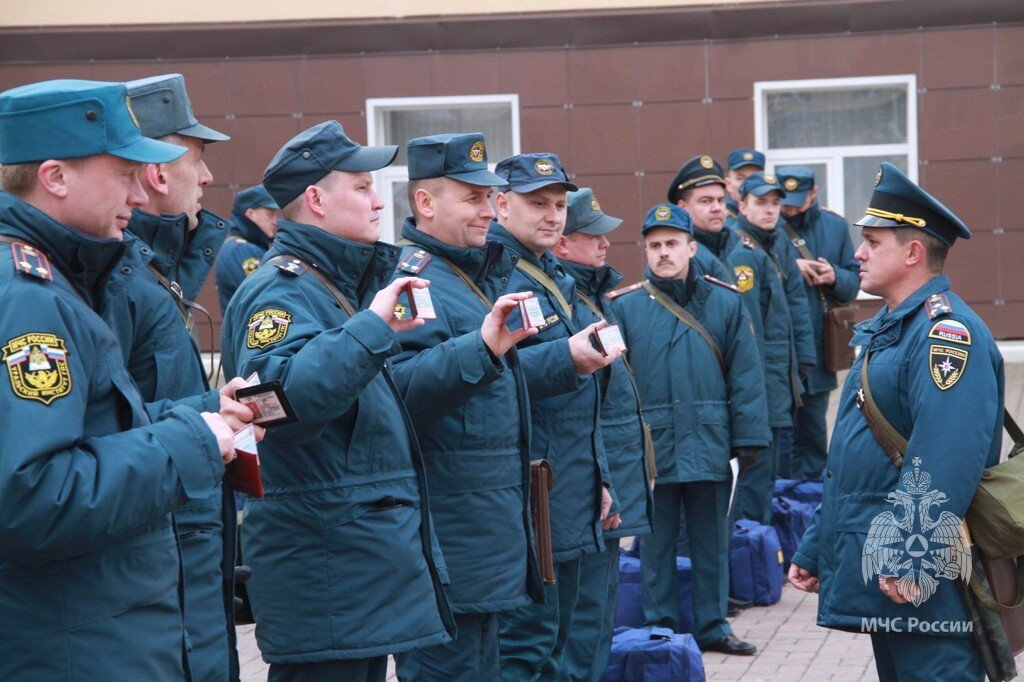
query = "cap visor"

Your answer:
(854, 214), (903, 229)
(448, 168), (509, 187)
(337, 145), (399, 172)
(780, 189), (809, 207)
(729, 162), (763, 171)
(177, 122), (231, 143)
(110, 136), (187, 163)
(578, 214), (623, 236)
(748, 187), (787, 199)
(509, 178), (579, 194)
